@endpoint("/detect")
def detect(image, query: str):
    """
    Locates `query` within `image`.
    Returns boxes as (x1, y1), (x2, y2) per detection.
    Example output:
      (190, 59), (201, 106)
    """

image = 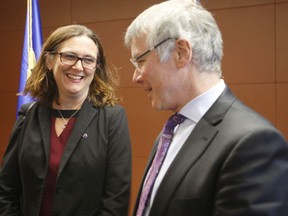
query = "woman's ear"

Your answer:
(45, 52), (53, 71)
(175, 39), (192, 68)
